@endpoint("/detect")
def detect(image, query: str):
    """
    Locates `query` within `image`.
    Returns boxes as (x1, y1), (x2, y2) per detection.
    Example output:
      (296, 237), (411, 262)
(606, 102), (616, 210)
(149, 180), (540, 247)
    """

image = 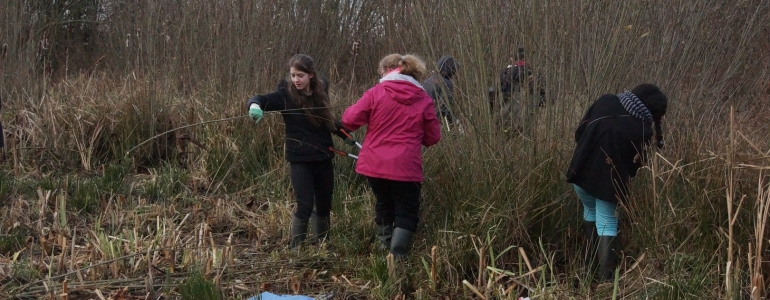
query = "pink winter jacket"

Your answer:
(342, 73), (442, 182)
